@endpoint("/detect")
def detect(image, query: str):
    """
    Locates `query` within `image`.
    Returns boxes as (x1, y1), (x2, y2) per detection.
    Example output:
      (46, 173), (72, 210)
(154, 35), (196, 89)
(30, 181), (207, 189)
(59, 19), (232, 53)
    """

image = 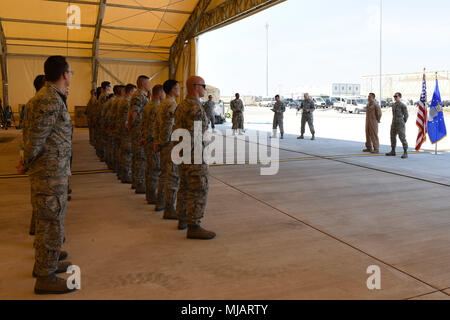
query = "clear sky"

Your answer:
(197, 0), (450, 97)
